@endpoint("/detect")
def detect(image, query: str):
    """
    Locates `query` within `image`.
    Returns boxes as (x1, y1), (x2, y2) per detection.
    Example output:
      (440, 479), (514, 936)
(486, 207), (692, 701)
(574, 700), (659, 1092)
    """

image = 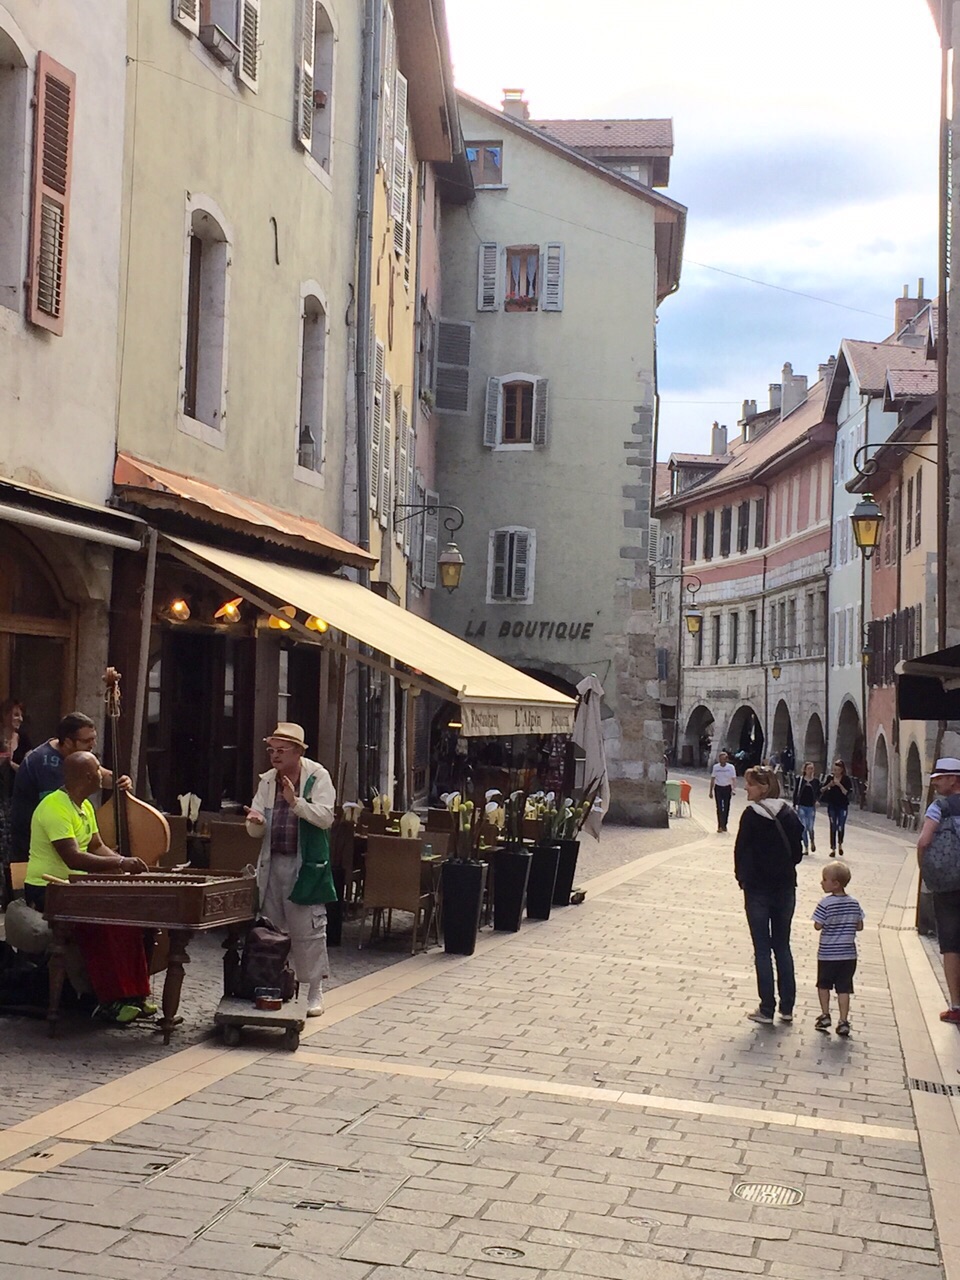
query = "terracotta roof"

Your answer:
(529, 119), (673, 153)
(113, 453), (377, 569)
(885, 366), (938, 399)
(654, 462), (672, 498)
(840, 339), (930, 395)
(661, 381), (828, 507)
(669, 452), (727, 465)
